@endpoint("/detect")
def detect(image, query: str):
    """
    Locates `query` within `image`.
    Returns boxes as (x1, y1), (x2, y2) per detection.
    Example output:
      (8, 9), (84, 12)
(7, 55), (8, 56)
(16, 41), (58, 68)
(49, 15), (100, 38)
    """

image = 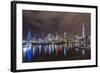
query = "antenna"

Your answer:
(82, 23), (85, 38)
